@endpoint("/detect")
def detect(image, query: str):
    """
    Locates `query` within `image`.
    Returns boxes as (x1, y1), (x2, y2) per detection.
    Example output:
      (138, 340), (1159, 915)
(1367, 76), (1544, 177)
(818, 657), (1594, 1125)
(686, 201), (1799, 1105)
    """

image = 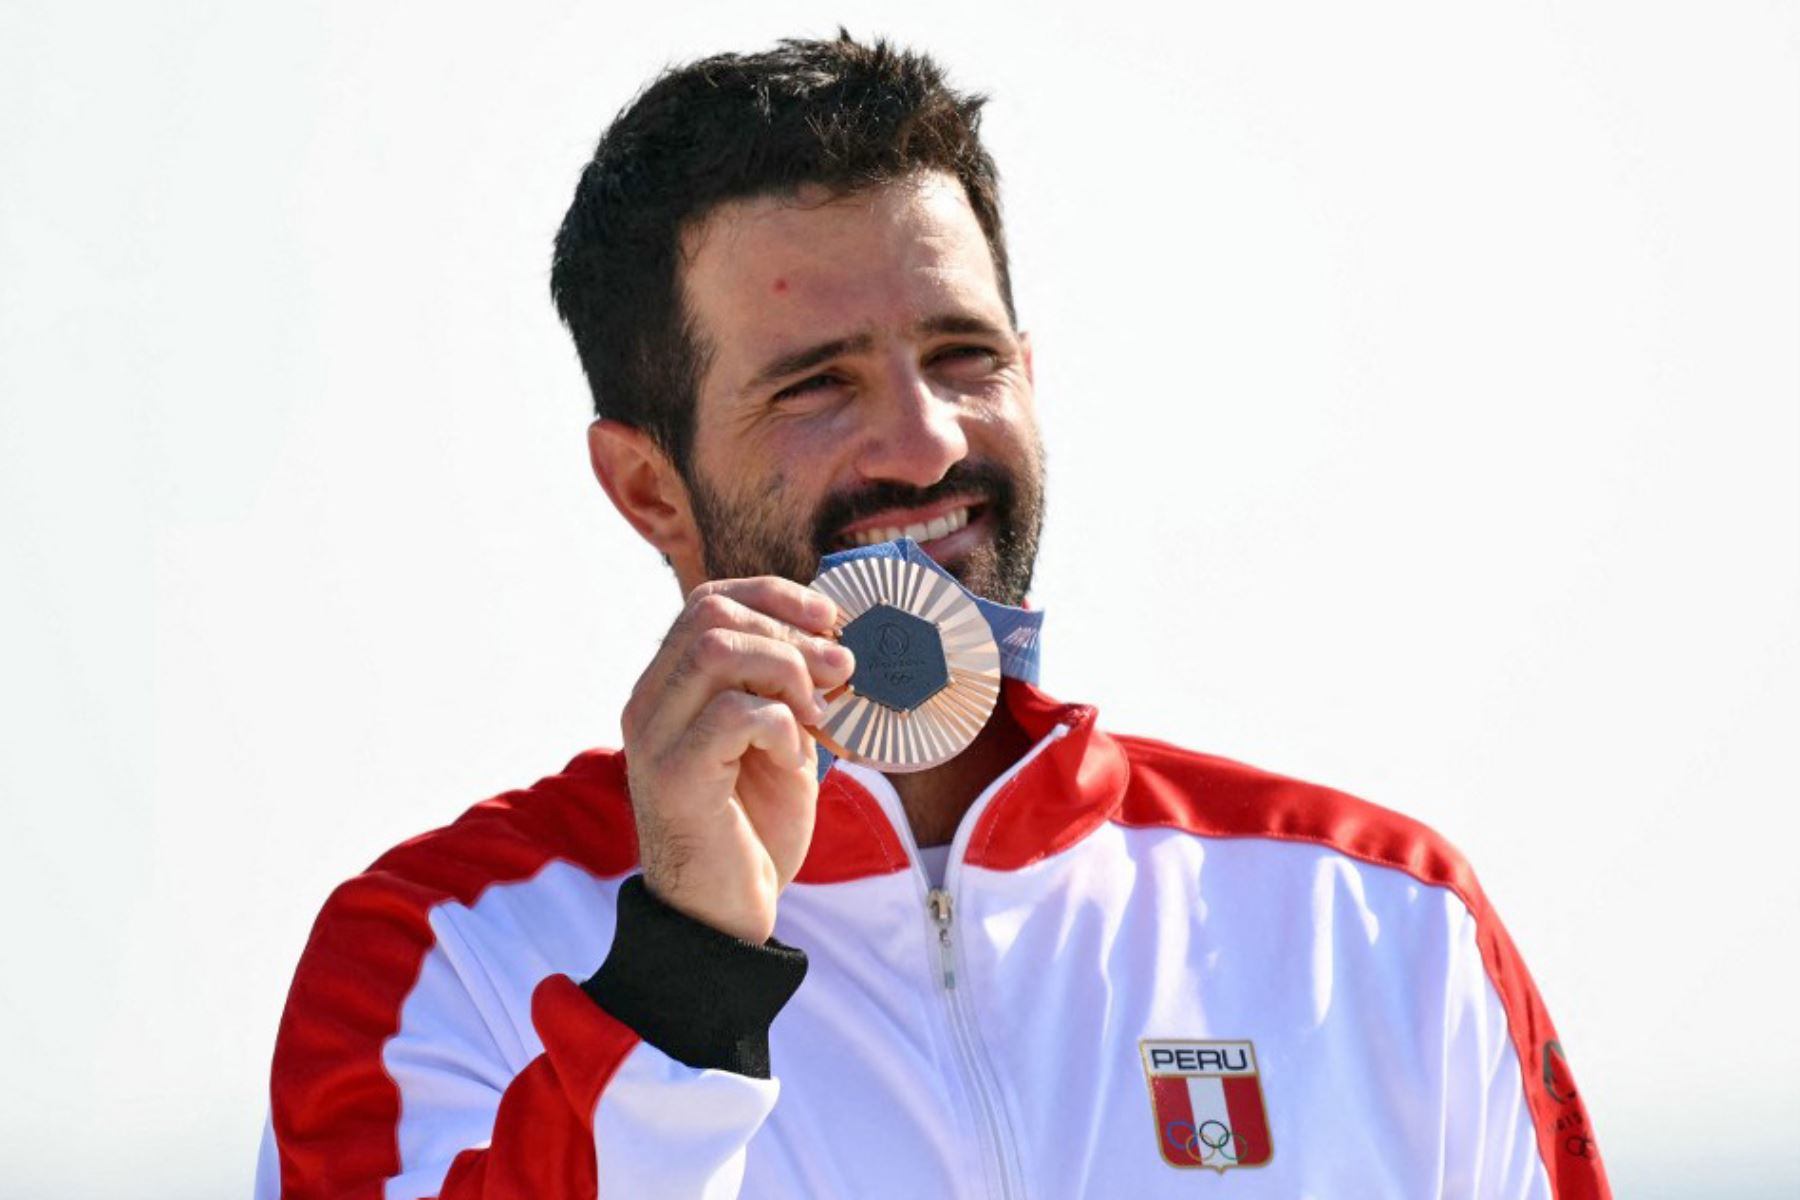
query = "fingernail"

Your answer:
(812, 688), (831, 721)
